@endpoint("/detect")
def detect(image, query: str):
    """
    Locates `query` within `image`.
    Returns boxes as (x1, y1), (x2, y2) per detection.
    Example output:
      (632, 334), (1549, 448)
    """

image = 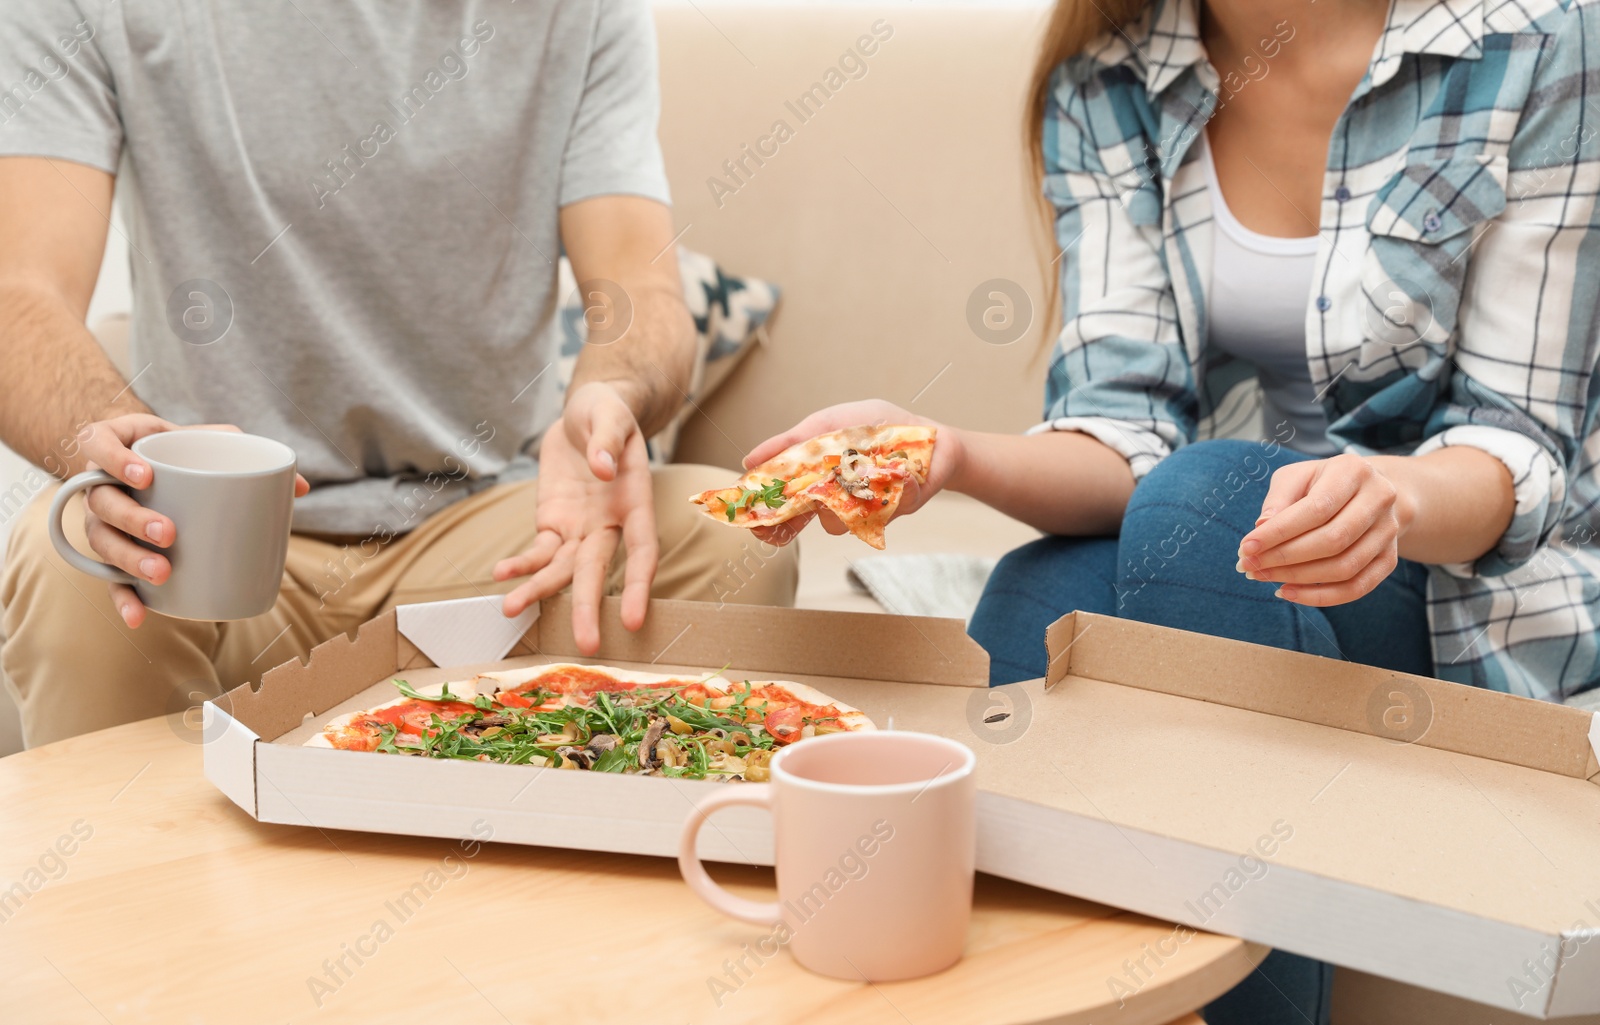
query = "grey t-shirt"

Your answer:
(0, 0), (670, 534)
